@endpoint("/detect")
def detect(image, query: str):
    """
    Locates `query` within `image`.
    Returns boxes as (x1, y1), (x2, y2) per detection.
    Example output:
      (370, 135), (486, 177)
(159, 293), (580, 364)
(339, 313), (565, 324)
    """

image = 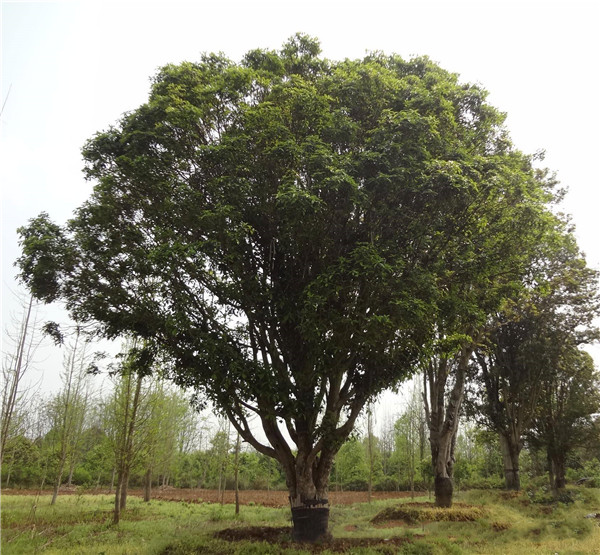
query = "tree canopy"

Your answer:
(17, 34), (564, 538)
